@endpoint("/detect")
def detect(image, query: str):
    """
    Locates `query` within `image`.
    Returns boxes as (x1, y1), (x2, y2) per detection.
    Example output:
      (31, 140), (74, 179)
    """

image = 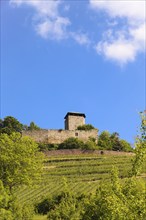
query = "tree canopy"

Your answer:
(98, 131), (133, 152)
(0, 116), (23, 135)
(0, 132), (44, 191)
